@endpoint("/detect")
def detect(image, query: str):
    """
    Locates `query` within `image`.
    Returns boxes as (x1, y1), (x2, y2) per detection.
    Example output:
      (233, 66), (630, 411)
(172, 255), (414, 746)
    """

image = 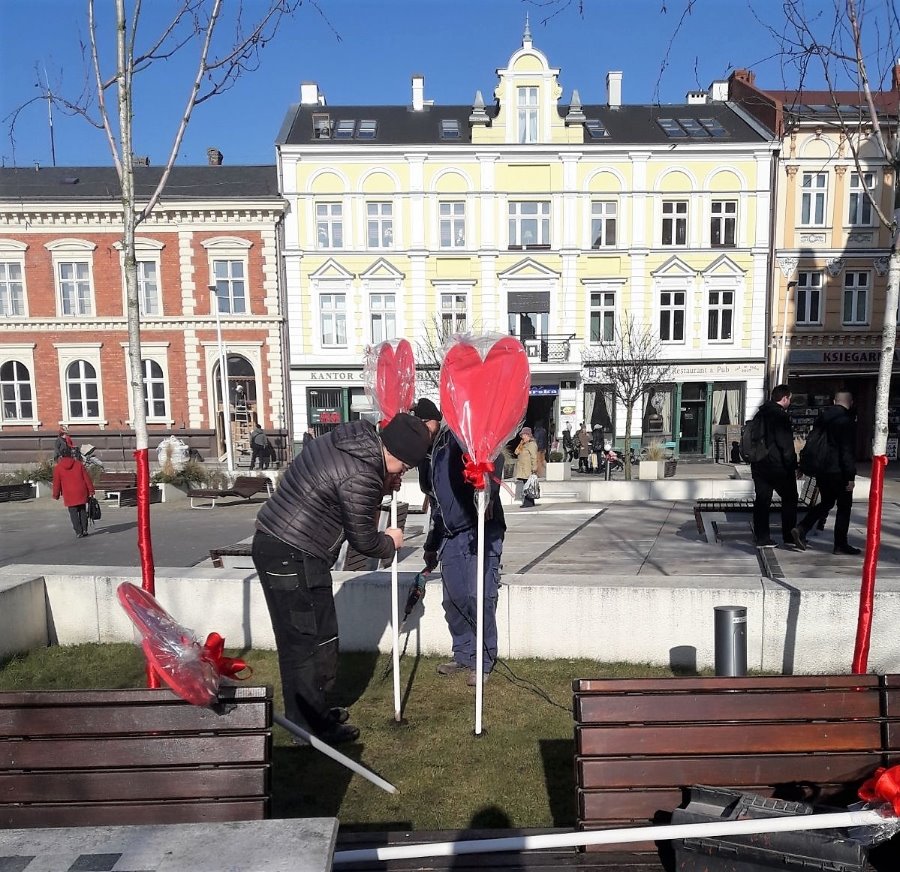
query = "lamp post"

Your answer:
(776, 280), (797, 386)
(210, 284), (234, 473)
